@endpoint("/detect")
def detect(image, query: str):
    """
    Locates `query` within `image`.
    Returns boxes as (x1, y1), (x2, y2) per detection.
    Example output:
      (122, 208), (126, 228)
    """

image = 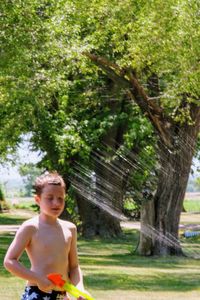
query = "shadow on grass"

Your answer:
(78, 229), (139, 252)
(78, 230), (199, 270)
(0, 214), (27, 225)
(84, 272), (200, 292)
(80, 252), (200, 270)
